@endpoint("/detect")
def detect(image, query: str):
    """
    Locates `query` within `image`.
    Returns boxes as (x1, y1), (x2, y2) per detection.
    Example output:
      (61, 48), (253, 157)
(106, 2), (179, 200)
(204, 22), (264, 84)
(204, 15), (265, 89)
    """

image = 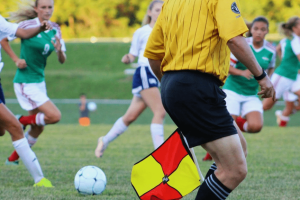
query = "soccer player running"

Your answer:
(203, 17), (276, 161)
(144, 0), (275, 199)
(95, 0), (166, 158)
(0, 14), (53, 187)
(1, 0), (66, 165)
(263, 17), (300, 124)
(274, 37), (300, 127)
